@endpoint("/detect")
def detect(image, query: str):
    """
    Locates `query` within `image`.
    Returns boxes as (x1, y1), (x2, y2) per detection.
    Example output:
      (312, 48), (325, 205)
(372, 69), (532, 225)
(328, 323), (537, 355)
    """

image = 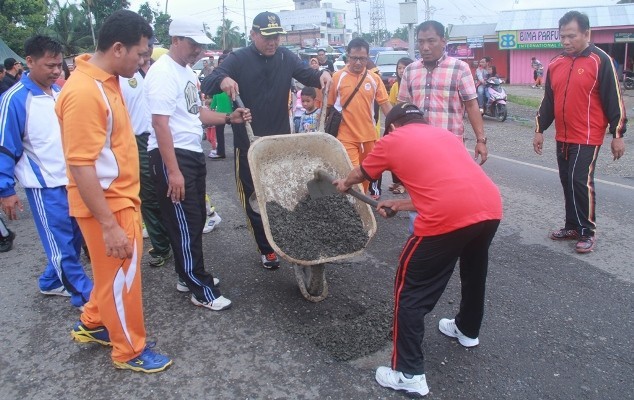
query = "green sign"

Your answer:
(615, 32), (634, 43)
(498, 30), (562, 50)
